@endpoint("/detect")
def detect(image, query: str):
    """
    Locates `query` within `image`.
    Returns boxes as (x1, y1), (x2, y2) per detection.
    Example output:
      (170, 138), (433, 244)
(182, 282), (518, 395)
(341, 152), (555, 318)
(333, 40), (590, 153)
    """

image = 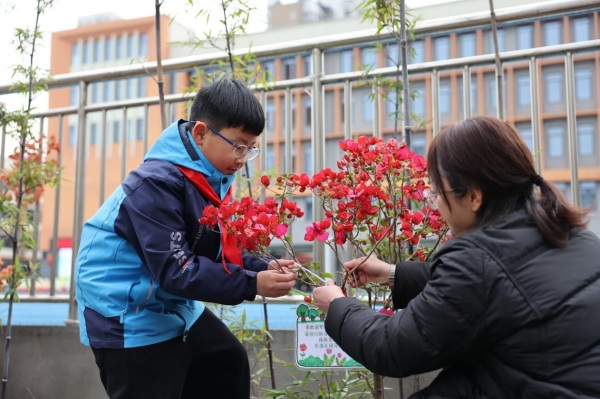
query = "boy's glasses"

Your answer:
(206, 125), (261, 161)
